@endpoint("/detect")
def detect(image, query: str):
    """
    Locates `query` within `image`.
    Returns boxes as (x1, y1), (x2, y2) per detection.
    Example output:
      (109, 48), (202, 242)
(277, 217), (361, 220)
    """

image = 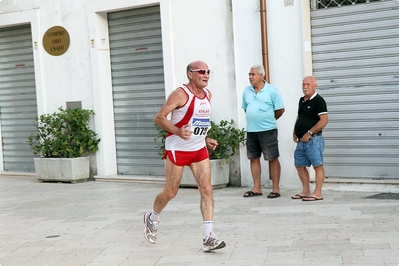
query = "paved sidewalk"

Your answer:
(0, 176), (398, 266)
